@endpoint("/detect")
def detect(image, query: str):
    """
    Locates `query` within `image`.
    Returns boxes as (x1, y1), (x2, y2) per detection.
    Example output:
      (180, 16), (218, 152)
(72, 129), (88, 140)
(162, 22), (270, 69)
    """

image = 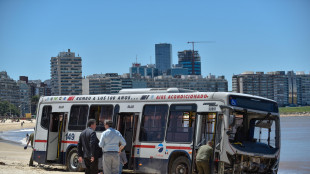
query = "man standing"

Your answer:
(24, 131), (34, 166)
(78, 119), (100, 174)
(196, 141), (213, 174)
(99, 120), (126, 174)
